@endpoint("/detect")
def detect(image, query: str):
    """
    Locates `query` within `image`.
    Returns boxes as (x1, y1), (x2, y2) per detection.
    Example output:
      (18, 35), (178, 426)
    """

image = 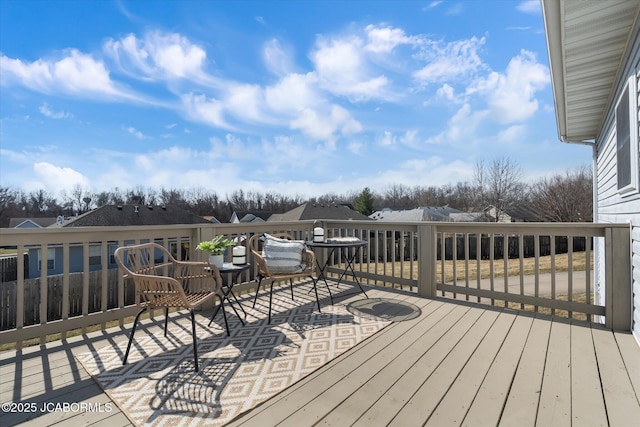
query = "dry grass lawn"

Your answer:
(357, 251), (592, 283)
